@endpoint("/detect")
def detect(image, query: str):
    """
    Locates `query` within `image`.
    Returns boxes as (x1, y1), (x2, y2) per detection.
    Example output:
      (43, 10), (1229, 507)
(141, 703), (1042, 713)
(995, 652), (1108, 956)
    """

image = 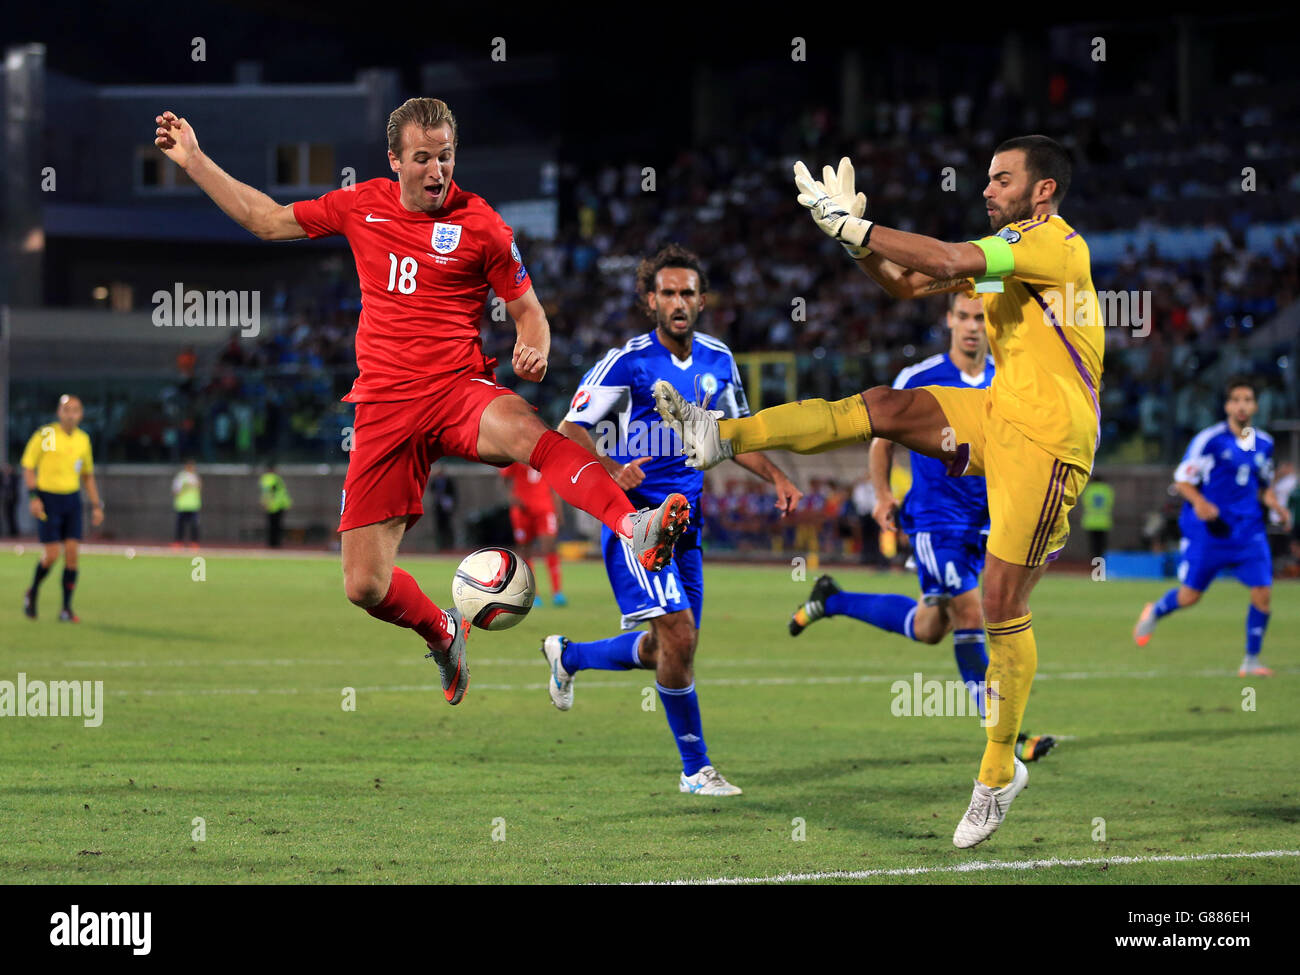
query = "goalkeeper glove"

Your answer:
(794, 156), (873, 258)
